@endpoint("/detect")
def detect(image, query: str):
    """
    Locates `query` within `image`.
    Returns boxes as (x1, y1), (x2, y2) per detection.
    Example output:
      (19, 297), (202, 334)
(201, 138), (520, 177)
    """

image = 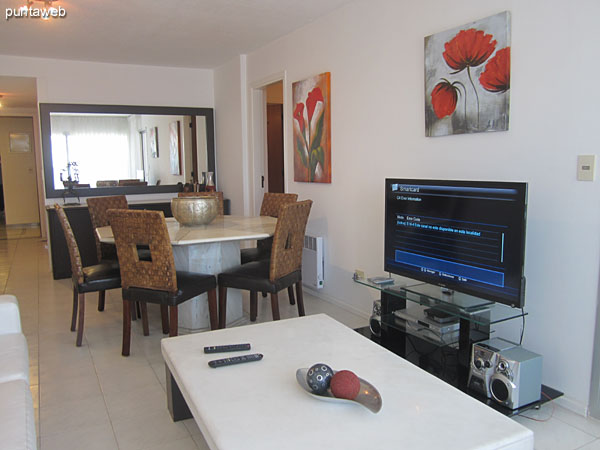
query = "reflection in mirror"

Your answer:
(49, 114), (207, 188)
(40, 104), (215, 199)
